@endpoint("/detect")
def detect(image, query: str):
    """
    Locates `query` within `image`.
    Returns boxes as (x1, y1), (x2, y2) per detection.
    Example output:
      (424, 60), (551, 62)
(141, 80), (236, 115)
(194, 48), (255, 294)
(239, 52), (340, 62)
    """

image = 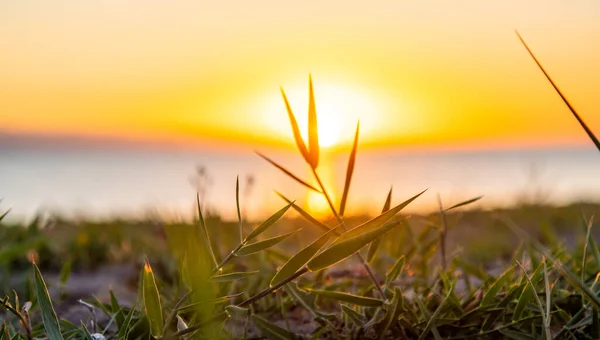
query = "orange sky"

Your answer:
(1, 0), (600, 152)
